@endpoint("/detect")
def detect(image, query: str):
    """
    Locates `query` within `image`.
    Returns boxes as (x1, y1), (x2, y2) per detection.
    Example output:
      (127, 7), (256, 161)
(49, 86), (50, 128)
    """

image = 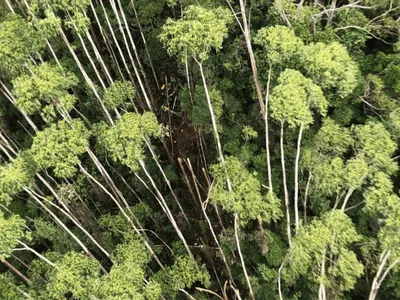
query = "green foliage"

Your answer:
(135, 0), (166, 25)
(270, 69), (327, 127)
(353, 121), (397, 174)
(33, 218), (77, 253)
(103, 81), (135, 110)
(0, 155), (36, 205)
(0, 14), (45, 76)
(0, 212), (28, 260)
(95, 112), (163, 171)
(300, 42), (359, 99)
(334, 9), (371, 52)
(0, 273), (21, 300)
(28, 0), (91, 34)
(312, 118), (353, 156)
(1, 1), (400, 299)
(111, 234), (150, 266)
(29, 0), (91, 13)
(30, 119), (90, 178)
(254, 25), (304, 66)
(100, 235), (155, 299)
(181, 85), (224, 128)
(12, 63), (78, 120)
(31, 9), (61, 38)
(154, 255), (210, 298)
(46, 252), (101, 299)
(378, 199), (400, 258)
(210, 156), (282, 223)
(284, 210), (363, 296)
(64, 11), (90, 34)
(159, 5), (232, 61)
